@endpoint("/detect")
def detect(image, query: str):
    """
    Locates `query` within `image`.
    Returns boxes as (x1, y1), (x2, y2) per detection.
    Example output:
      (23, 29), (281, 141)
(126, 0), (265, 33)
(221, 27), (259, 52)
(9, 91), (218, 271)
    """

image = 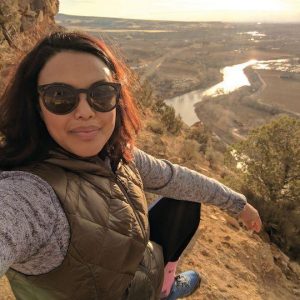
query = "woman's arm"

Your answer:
(133, 148), (247, 216)
(0, 171), (59, 276)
